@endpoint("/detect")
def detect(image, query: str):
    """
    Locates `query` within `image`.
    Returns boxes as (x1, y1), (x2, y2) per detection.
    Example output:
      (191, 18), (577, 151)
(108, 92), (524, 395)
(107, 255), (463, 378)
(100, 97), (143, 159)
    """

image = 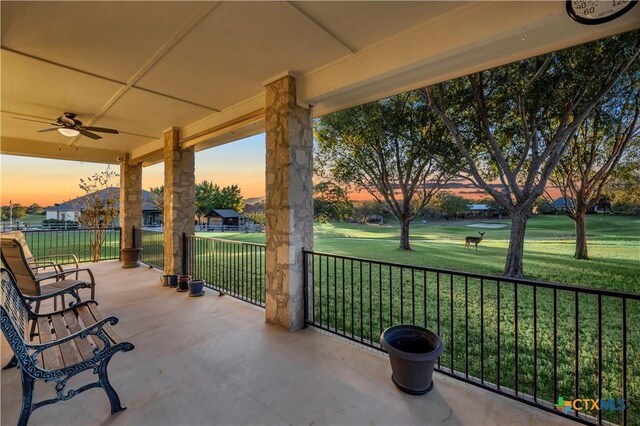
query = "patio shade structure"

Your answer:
(2, 1), (639, 330)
